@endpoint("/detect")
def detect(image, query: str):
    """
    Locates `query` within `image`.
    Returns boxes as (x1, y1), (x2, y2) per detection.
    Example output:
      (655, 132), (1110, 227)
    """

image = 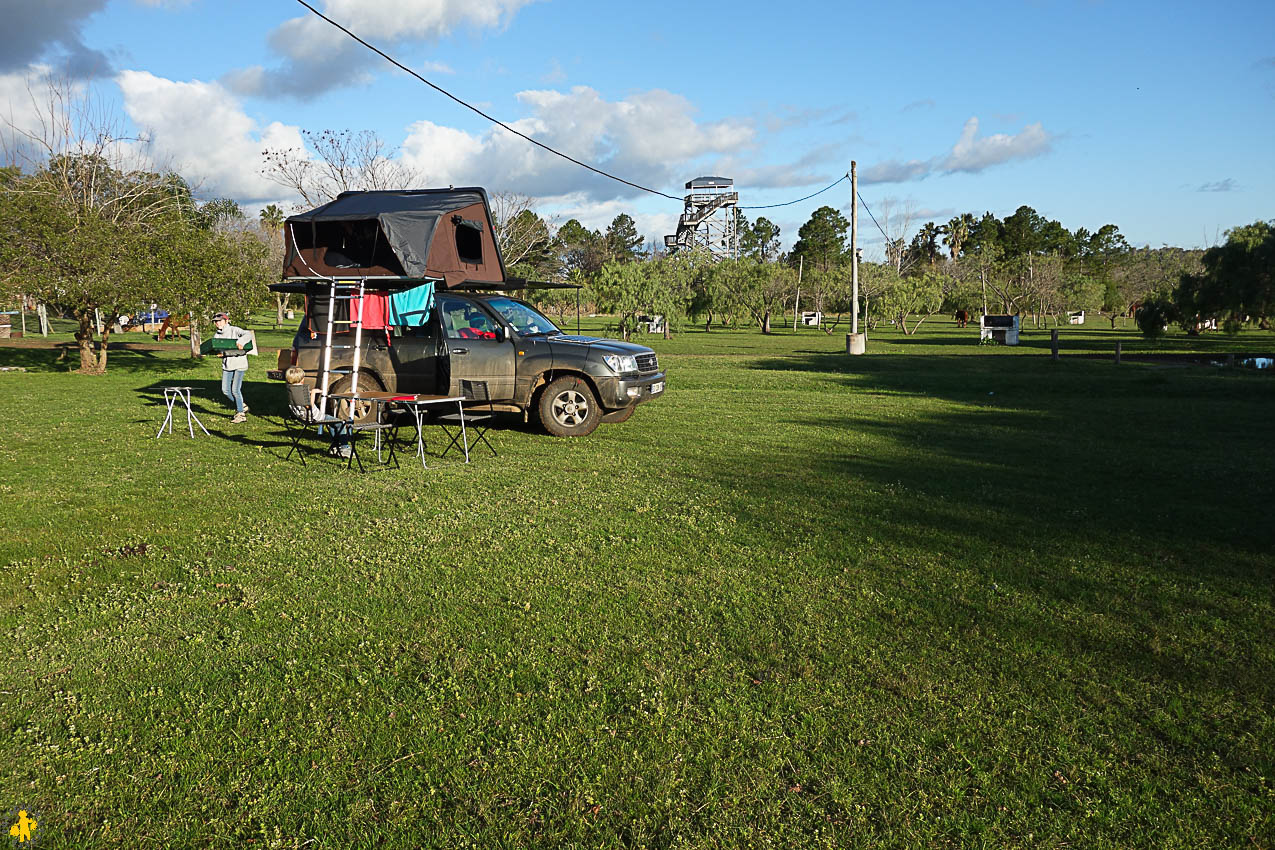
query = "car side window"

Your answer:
(440, 298), (497, 340)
